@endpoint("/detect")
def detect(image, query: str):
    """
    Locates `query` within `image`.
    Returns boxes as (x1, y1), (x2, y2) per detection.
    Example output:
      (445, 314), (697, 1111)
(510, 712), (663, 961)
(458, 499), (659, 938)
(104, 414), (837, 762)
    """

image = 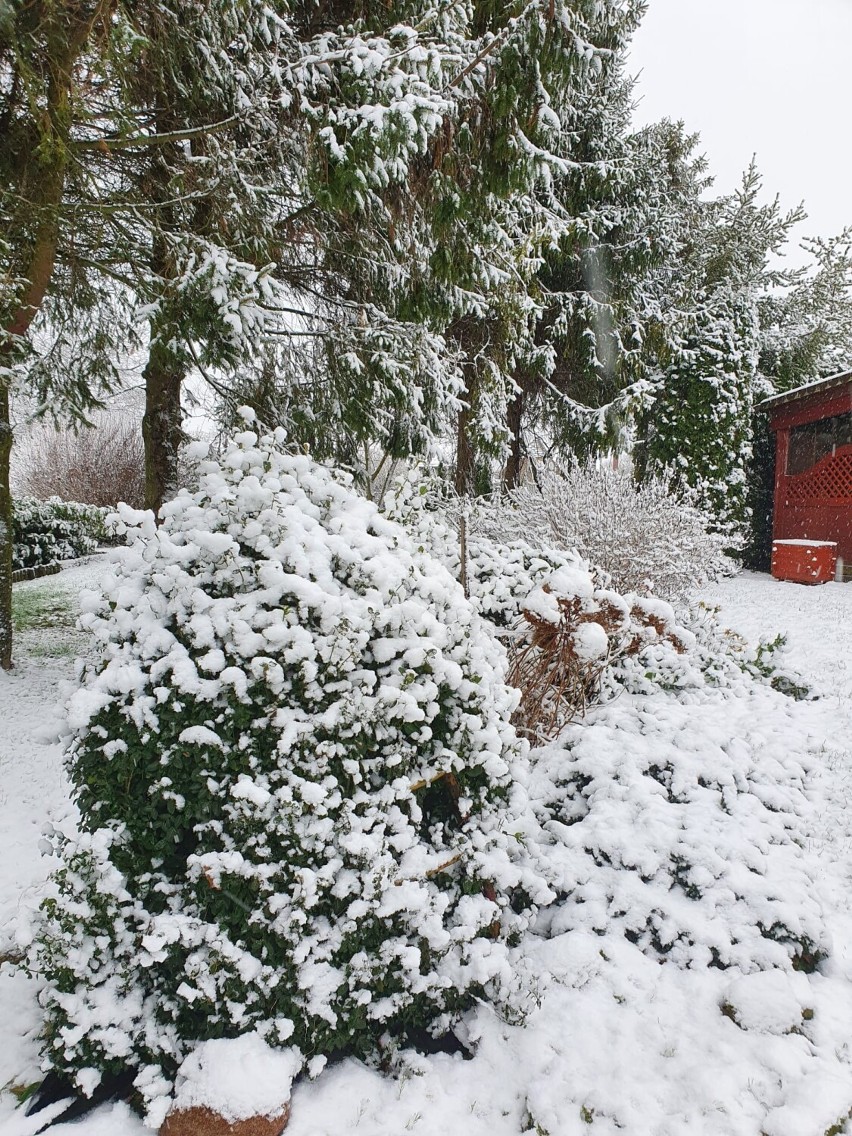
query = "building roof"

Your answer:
(759, 369), (852, 411)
